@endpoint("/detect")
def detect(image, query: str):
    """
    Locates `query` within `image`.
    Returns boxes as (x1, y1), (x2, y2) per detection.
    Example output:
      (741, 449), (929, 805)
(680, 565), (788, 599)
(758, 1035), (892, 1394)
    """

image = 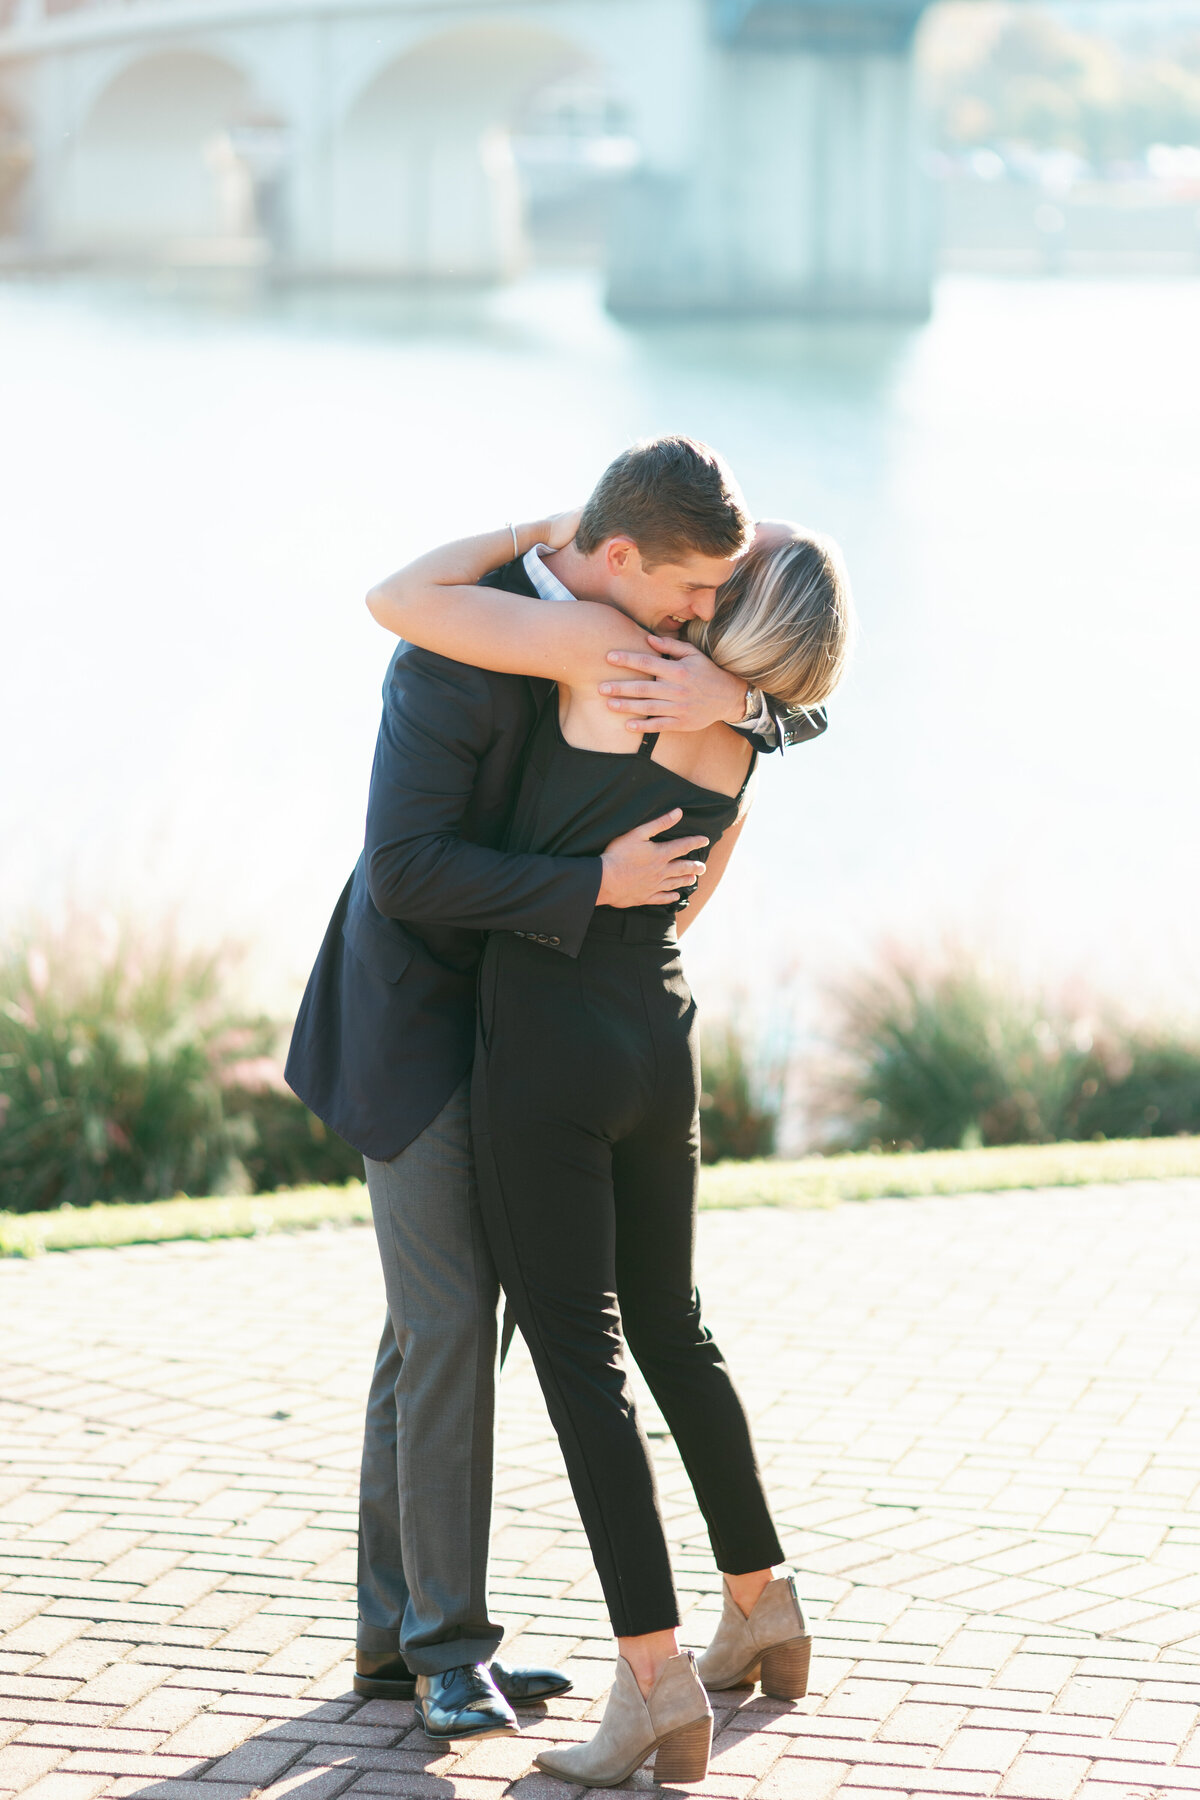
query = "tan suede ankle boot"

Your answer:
(696, 1573), (811, 1698)
(534, 1651), (712, 1788)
